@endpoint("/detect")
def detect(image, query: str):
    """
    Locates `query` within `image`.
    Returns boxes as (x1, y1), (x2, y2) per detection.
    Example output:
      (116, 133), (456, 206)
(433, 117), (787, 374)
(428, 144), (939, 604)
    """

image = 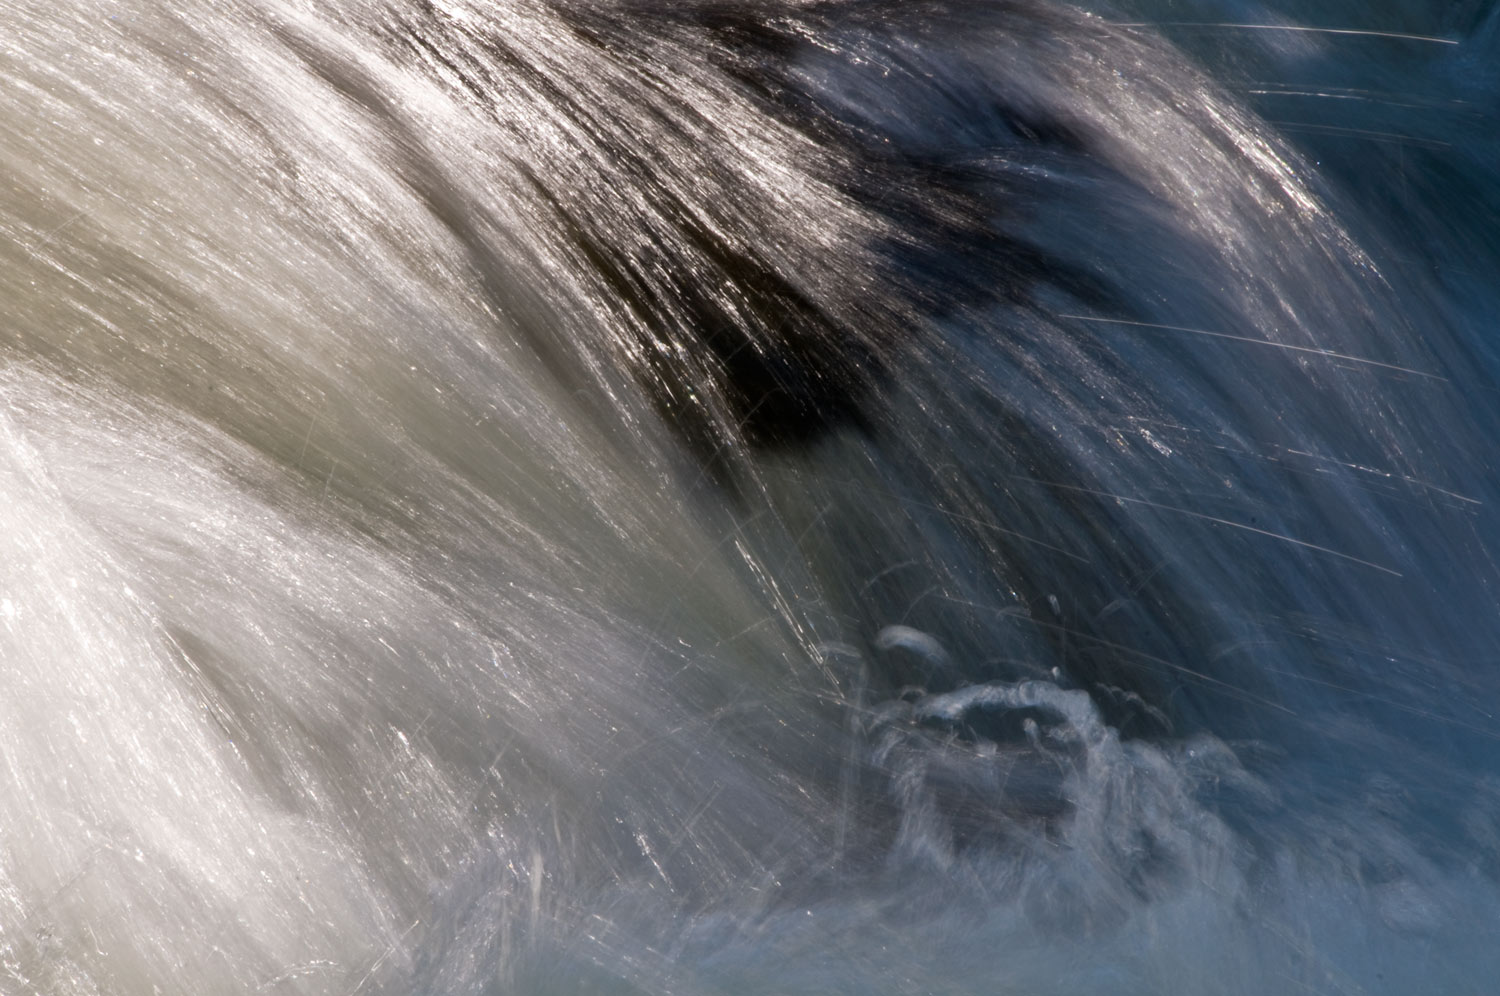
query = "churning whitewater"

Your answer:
(2, 0), (1498, 992)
